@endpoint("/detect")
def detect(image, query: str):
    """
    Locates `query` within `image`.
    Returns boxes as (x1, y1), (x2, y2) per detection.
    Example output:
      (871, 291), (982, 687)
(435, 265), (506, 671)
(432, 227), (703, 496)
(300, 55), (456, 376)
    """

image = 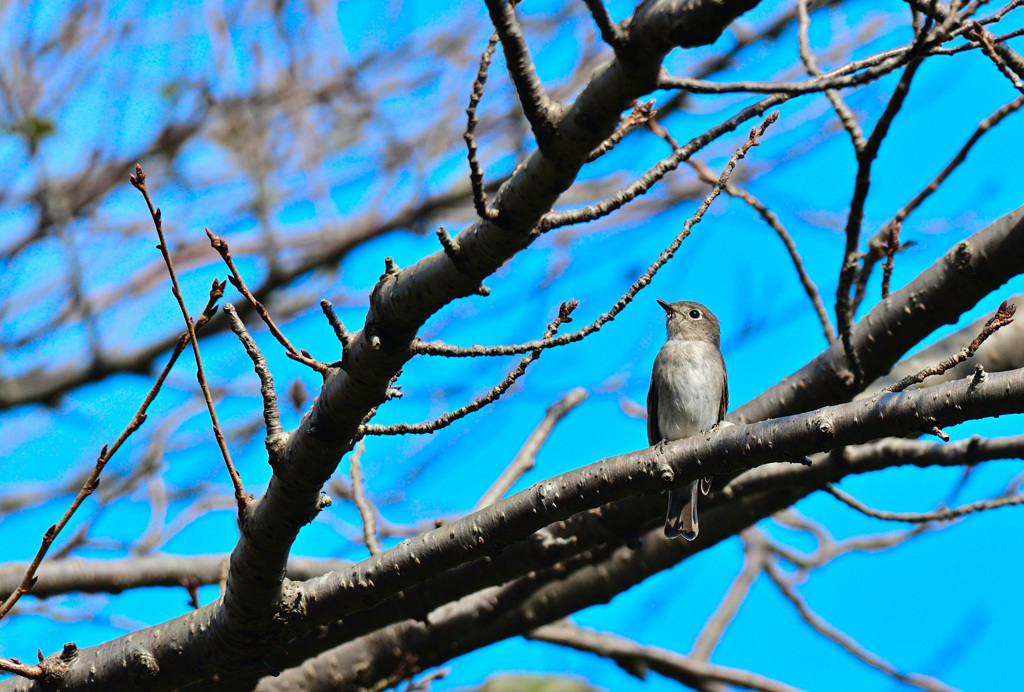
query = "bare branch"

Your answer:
(0, 280), (223, 621)
(348, 442), (381, 556)
(690, 531), (765, 661)
(475, 388), (587, 510)
(319, 299), (351, 364)
(415, 114), (779, 359)
(484, 0), (564, 152)
(854, 95), (1024, 312)
(734, 206), (1024, 425)
(879, 221), (901, 300)
(362, 301), (579, 436)
(581, 0), (624, 50)
(824, 482), (1024, 522)
(966, 19), (1024, 93)
(584, 99), (654, 163)
(763, 559), (956, 692)
(528, 620), (808, 692)
(884, 299), (1016, 392)
(540, 110), (780, 231)
(207, 228), (328, 374)
(837, 52), (927, 386)
(0, 555), (350, 601)
(223, 303), (284, 440)
(688, 158), (835, 344)
(130, 165), (248, 513)
(797, 0), (866, 150)
(466, 32), (501, 220)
